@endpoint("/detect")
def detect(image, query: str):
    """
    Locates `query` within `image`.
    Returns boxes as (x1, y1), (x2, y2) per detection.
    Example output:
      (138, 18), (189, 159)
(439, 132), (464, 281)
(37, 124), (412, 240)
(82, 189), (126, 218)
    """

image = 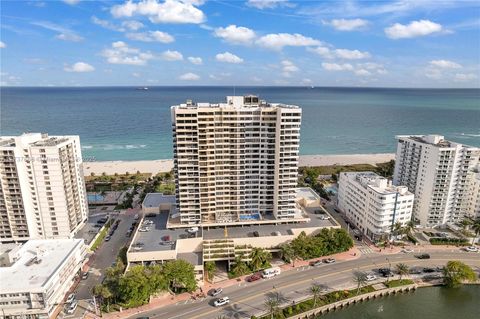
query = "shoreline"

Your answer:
(83, 153), (395, 176)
